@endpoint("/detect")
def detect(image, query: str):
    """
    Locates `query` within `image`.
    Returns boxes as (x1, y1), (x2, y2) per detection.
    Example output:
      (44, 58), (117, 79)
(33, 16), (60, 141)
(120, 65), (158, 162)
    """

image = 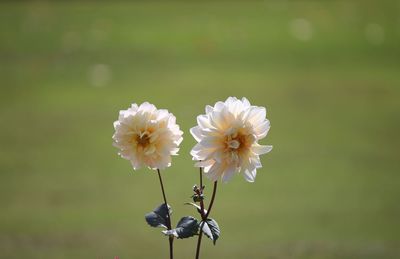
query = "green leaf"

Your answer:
(163, 216), (199, 239)
(184, 202), (207, 215)
(145, 203), (171, 228)
(200, 218), (220, 245)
